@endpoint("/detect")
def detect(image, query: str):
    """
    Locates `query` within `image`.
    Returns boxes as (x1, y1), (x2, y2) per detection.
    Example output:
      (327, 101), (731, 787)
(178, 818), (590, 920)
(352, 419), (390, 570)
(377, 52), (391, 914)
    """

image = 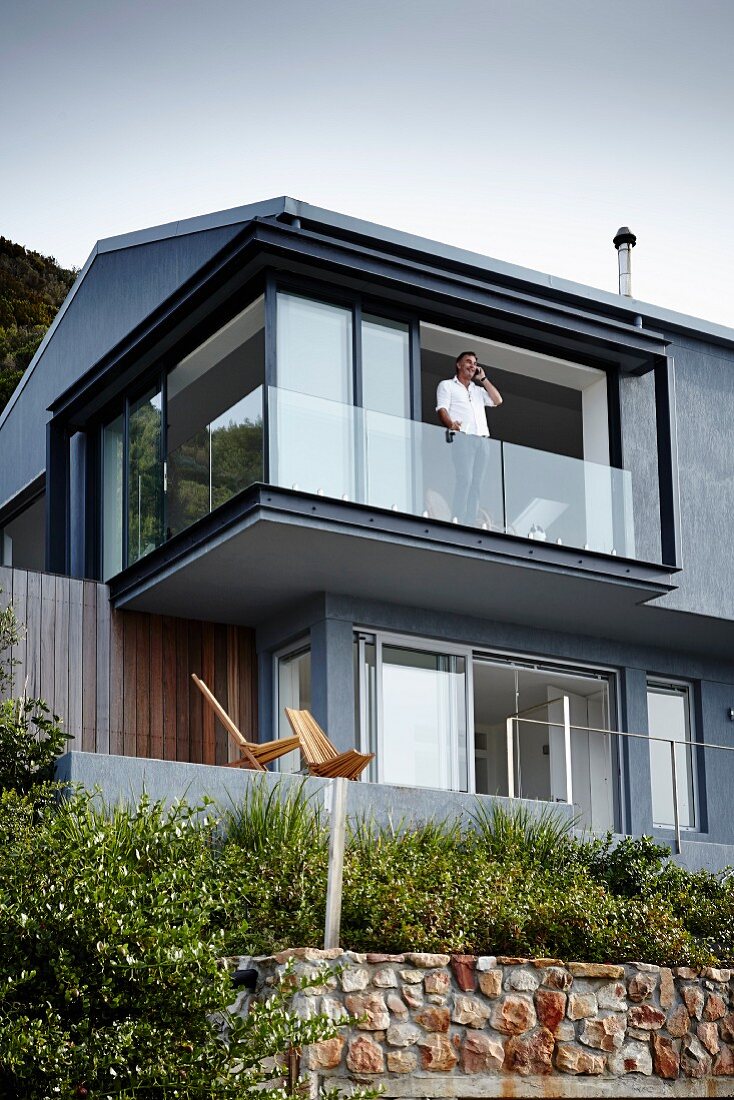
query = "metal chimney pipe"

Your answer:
(613, 227), (637, 296)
